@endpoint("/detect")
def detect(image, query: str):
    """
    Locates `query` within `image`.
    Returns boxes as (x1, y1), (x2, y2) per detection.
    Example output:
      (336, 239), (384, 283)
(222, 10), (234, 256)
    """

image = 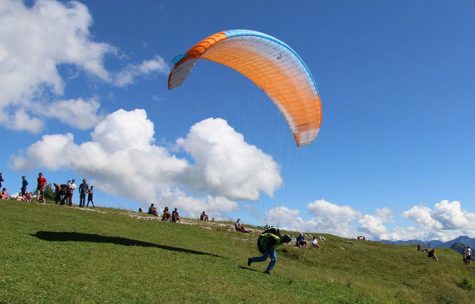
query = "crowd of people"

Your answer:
(145, 203), (181, 222)
(0, 172), (95, 208)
